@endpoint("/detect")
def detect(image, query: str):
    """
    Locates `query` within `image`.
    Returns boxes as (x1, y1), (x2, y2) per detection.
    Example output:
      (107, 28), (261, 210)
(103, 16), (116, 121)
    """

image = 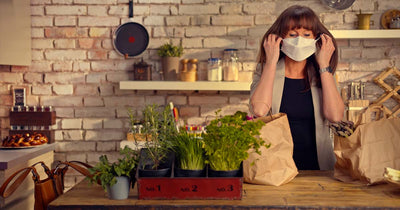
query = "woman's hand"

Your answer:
(263, 34), (282, 65)
(315, 34), (335, 69)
